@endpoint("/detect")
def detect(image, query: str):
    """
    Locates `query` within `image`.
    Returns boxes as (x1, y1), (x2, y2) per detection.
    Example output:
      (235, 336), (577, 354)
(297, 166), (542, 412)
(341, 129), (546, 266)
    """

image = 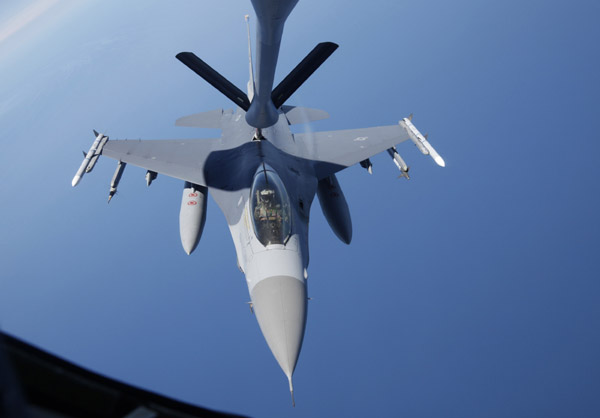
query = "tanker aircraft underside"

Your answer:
(72, 0), (445, 405)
